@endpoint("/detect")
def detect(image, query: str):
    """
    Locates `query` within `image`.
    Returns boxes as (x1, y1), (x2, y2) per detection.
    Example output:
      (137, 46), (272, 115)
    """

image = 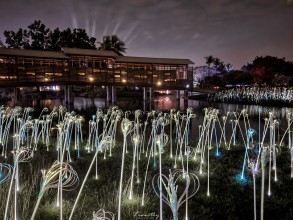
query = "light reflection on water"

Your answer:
(25, 95), (292, 119)
(9, 94), (293, 144)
